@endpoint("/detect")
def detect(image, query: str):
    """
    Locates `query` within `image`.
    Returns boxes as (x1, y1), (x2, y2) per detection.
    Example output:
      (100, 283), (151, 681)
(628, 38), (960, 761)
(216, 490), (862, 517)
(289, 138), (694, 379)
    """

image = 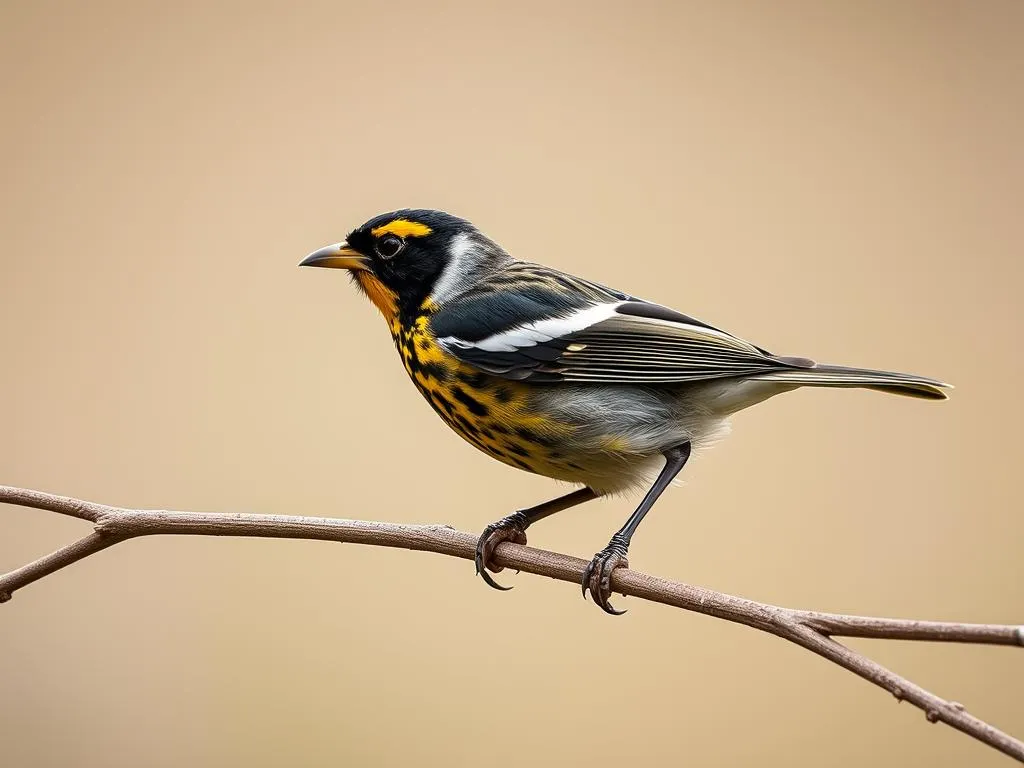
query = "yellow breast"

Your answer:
(392, 315), (585, 479)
